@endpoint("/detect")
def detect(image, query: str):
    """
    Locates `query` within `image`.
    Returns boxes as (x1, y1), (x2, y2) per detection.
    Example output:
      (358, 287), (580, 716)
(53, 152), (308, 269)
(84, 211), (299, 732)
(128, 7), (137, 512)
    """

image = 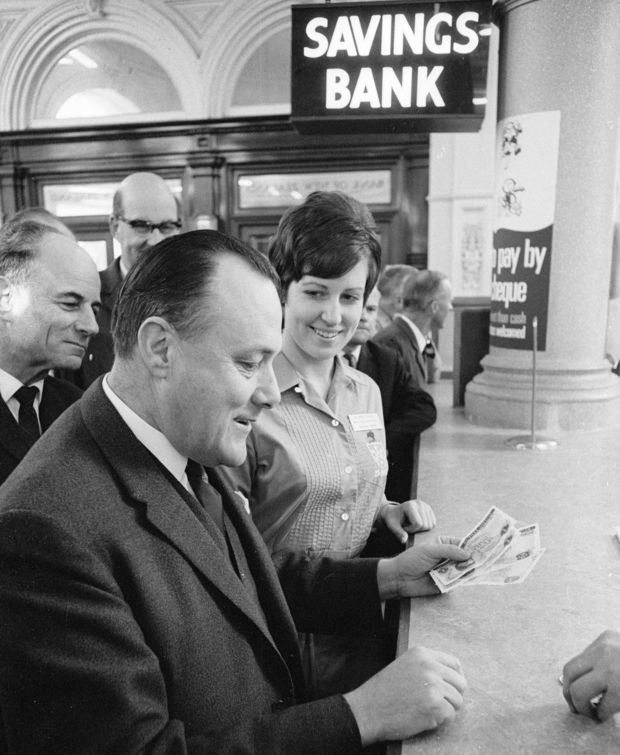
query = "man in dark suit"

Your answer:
(344, 286), (437, 502)
(0, 220), (100, 483)
(0, 230), (469, 753)
(68, 171), (181, 388)
(373, 269), (453, 387)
